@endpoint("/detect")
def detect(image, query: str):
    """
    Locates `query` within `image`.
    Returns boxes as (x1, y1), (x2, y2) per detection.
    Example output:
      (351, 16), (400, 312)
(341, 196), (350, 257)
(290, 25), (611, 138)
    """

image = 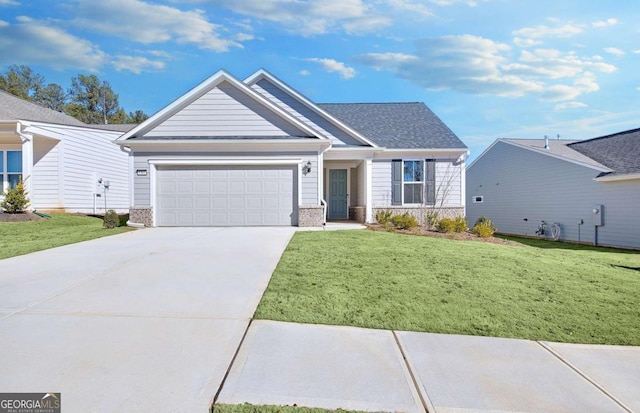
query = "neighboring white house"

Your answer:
(467, 131), (640, 249)
(116, 69), (469, 227)
(0, 91), (131, 213)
